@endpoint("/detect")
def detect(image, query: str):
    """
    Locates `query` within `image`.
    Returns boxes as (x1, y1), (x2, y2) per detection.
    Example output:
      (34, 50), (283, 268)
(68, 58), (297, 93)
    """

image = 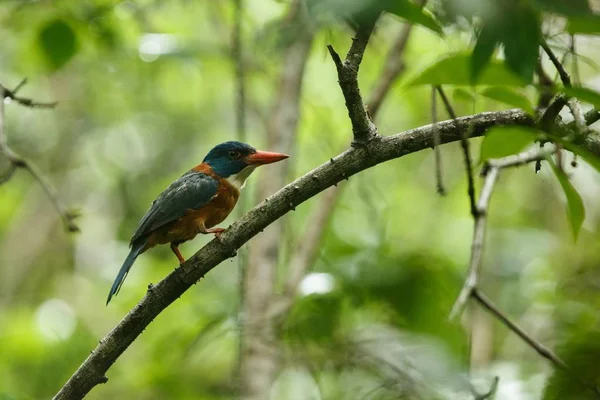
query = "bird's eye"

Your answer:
(229, 150), (241, 159)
